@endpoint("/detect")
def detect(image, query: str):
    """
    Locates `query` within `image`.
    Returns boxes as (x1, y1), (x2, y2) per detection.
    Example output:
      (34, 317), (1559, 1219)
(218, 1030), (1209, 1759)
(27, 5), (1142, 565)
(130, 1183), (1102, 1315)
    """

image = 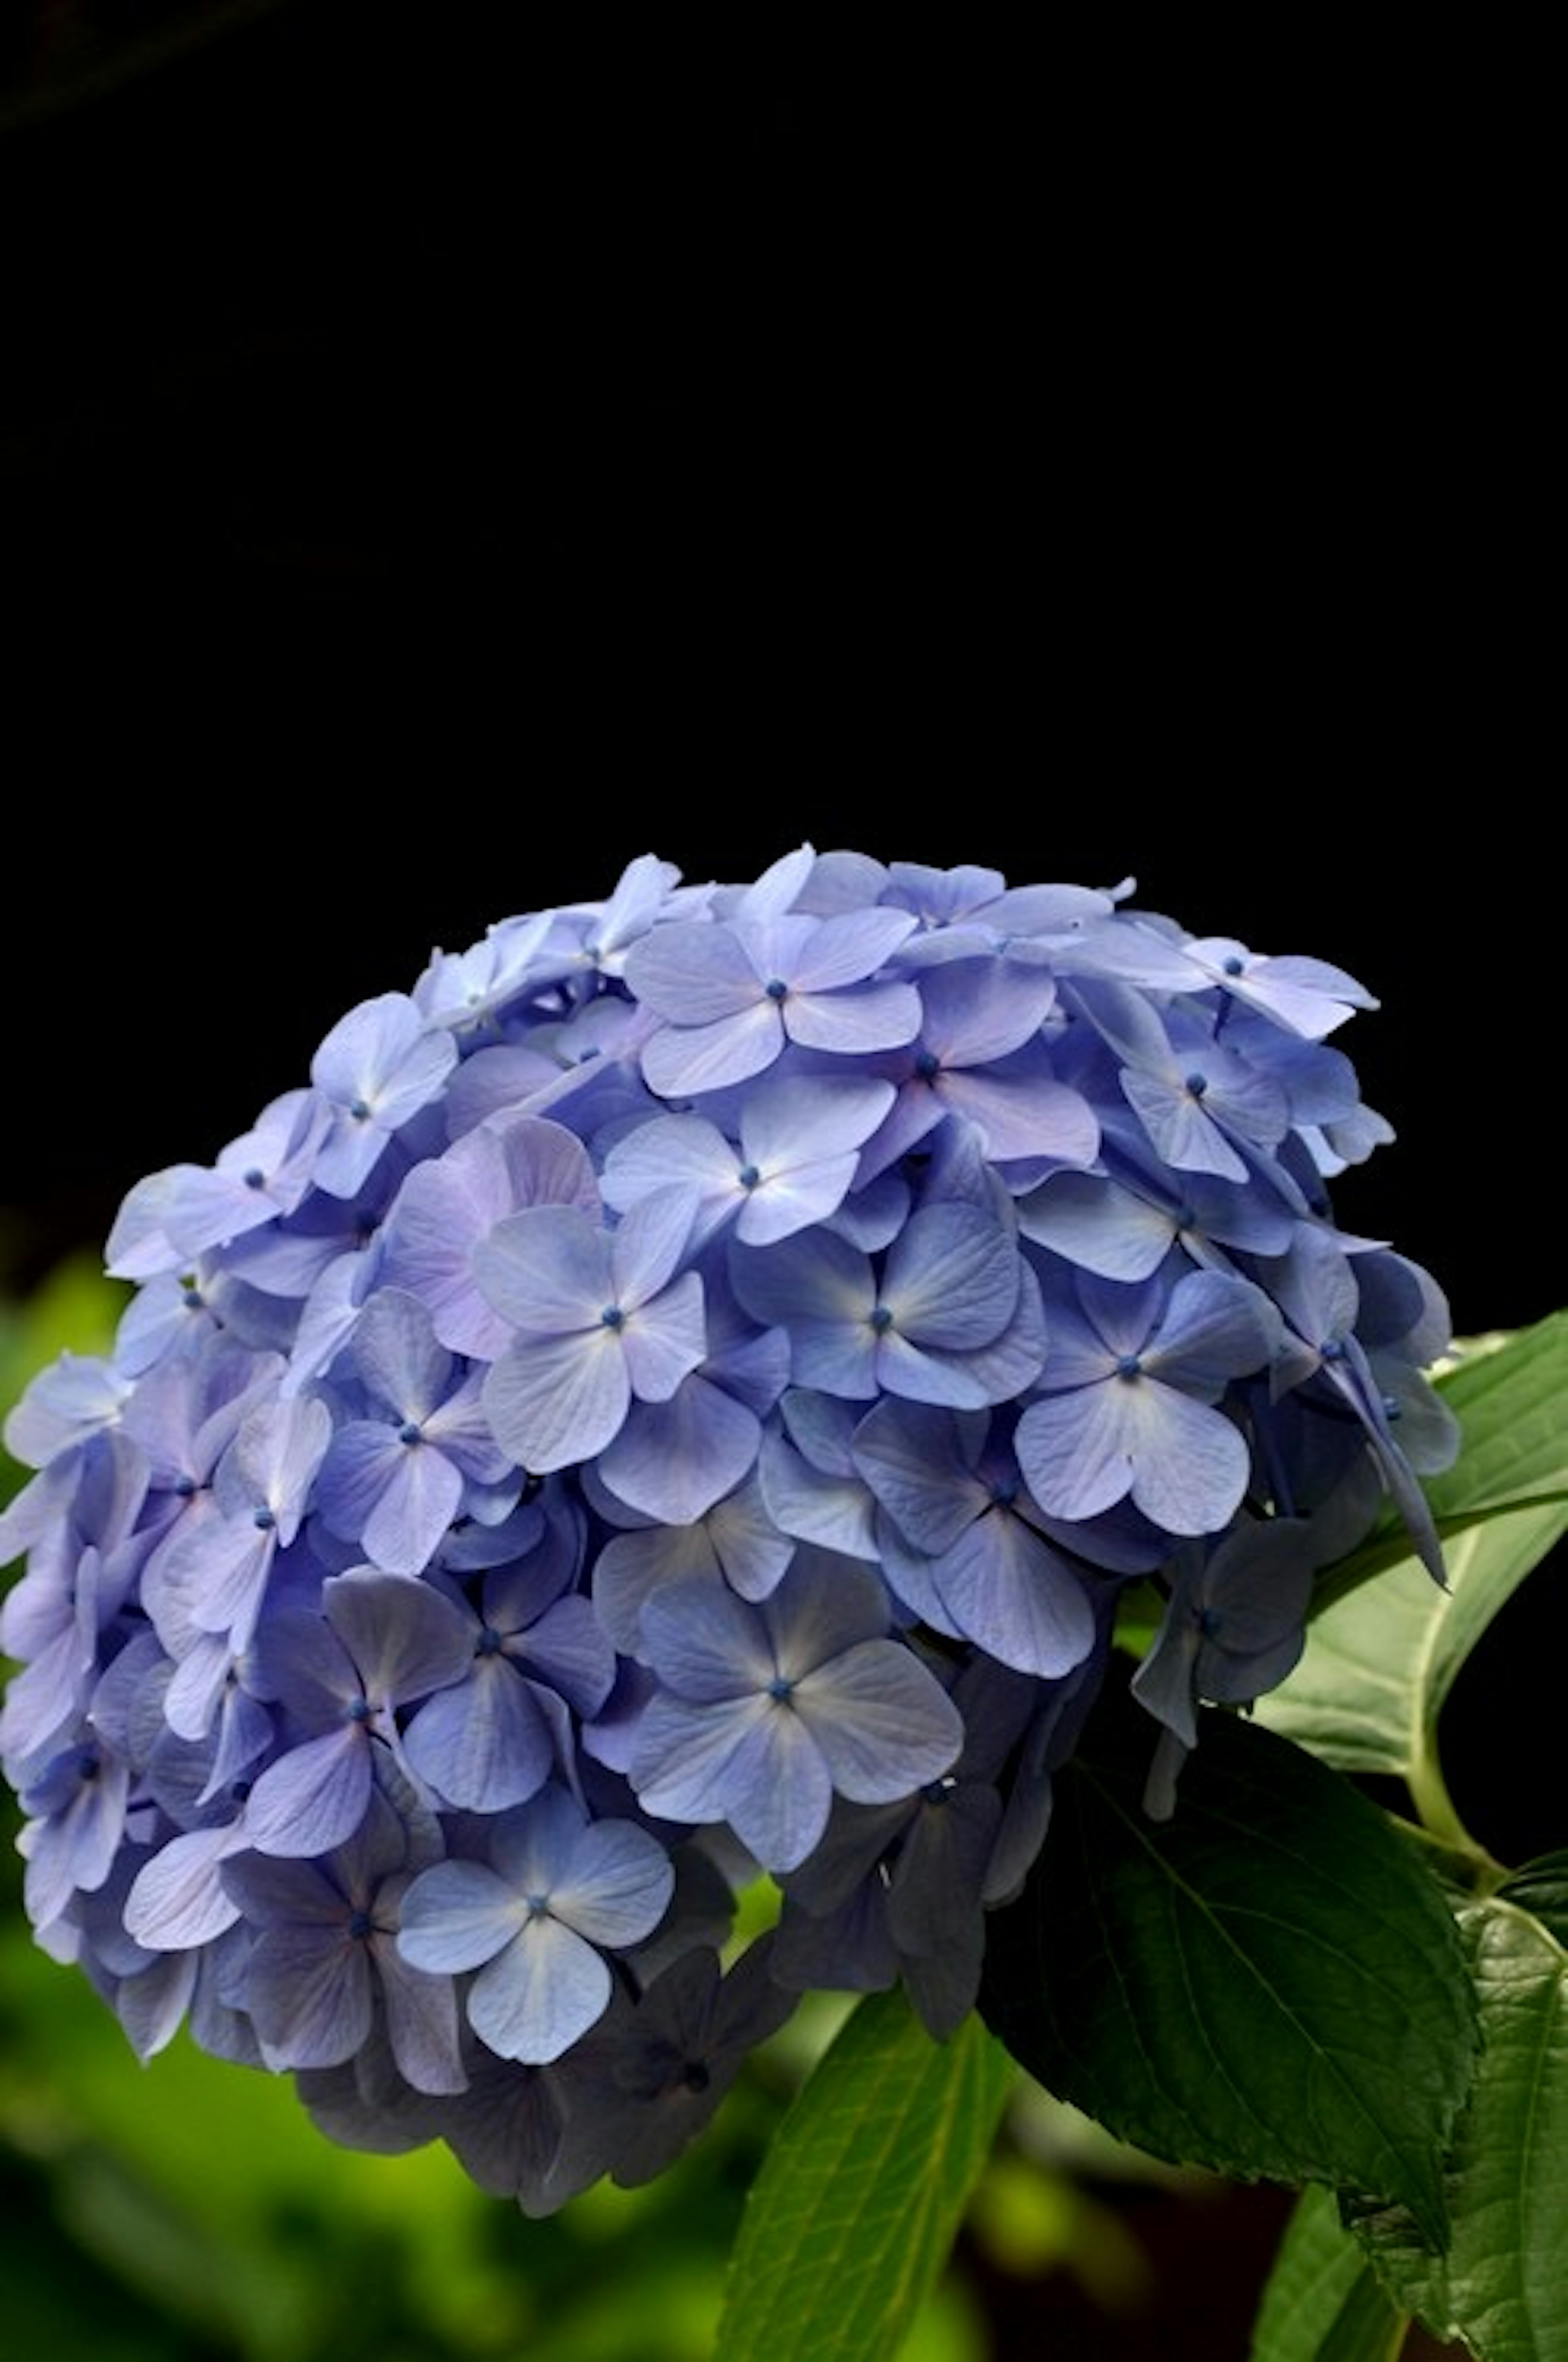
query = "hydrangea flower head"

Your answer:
(0, 846), (1458, 2209)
